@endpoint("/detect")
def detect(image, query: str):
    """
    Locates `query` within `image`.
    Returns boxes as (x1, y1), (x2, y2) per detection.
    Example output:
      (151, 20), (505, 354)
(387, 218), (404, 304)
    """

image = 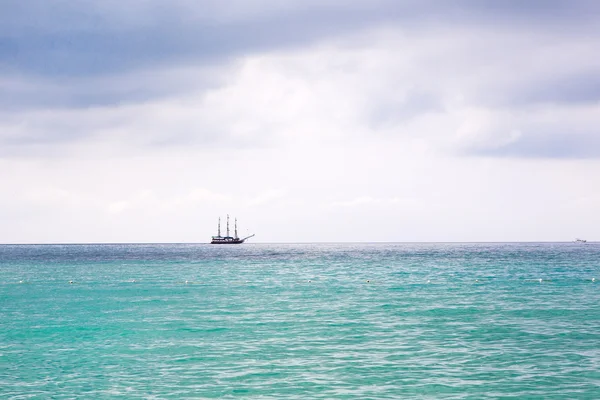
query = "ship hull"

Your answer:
(210, 239), (246, 244)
